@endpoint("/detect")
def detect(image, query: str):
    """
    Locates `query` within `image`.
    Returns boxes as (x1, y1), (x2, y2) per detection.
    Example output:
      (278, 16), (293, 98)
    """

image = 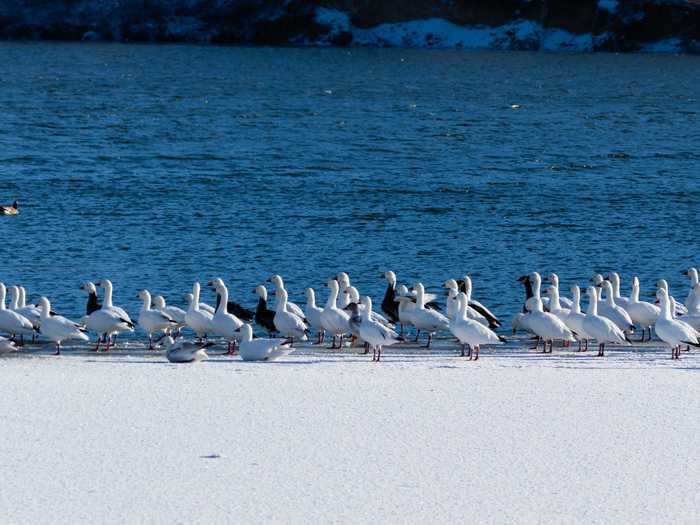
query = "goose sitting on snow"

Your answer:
(582, 286), (629, 357)
(596, 281), (635, 335)
(304, 288), (325, 344)
(184, 283), (215, 340)
(565, 285), (591, 352)
(380, 271), (400, 324)
(152, 295), (186, 335)
(626, 276), (660, 342)
(410, 283), (449, 348)
(0, 283), (35, 341)
(0, 200), (19, 215)
(273, 288), (308, 345)
(0, 335), (18, 354)
(162, 336), (211, 363)
(236, 323), (292, 361)
(655, 288), (700, 359)
(522, 272), (575, 353)
(208, 278), (244, 354)
(320, 279), (351, 349)
(682, 268), (700, 313)
(137, 289), (178, 349)
(268, 275), (305, 320)
(37, 297), (89, 354)
(357, 296), (402, 362)
(449, 292), (504, 360)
